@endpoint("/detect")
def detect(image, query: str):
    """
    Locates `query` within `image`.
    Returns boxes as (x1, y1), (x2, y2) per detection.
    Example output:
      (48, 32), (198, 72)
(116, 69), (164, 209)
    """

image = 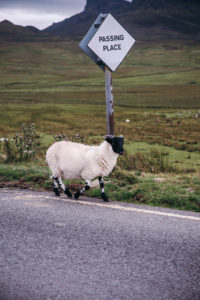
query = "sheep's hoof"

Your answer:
(102, 193), (109, 202)
(54, 187), (60, 197)
(64, 188), (72, 198)
(74, 191), (81, 200)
